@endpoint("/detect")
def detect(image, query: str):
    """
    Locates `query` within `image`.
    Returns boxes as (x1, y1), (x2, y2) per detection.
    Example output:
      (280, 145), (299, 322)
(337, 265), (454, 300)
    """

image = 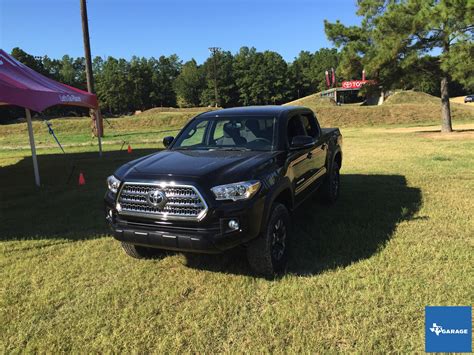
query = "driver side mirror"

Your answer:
(163, 136), (174, 148)
(290, 135), (315, 150)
